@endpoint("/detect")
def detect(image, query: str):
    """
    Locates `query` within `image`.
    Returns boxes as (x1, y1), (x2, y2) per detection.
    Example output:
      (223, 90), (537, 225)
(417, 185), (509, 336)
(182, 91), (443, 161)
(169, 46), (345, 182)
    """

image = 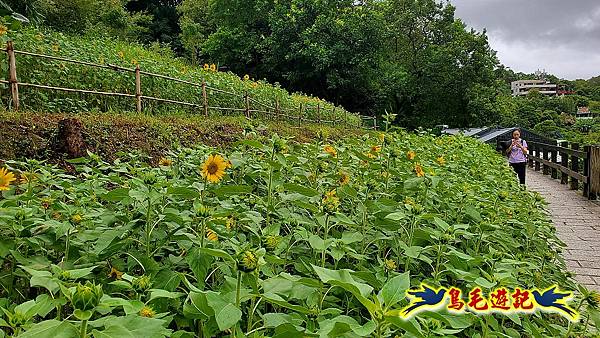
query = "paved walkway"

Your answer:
(526, 168), (600, 291)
